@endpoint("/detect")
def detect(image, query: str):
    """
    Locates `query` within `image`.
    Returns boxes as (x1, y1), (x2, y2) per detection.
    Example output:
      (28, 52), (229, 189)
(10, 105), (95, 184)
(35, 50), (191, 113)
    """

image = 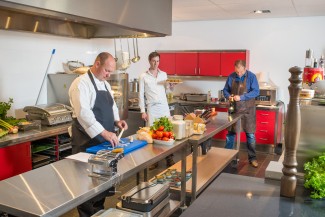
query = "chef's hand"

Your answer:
(234, 95), (241, 101)
(115, 120), (128, 130)
(142, 113), (148, 121)
(101, 130), (118, 147)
